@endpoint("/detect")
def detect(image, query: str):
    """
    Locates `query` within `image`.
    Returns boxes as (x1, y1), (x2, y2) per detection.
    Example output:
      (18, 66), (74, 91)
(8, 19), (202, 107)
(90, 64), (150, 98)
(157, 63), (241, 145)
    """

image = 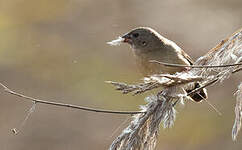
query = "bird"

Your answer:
(111, 27), (207, 102)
